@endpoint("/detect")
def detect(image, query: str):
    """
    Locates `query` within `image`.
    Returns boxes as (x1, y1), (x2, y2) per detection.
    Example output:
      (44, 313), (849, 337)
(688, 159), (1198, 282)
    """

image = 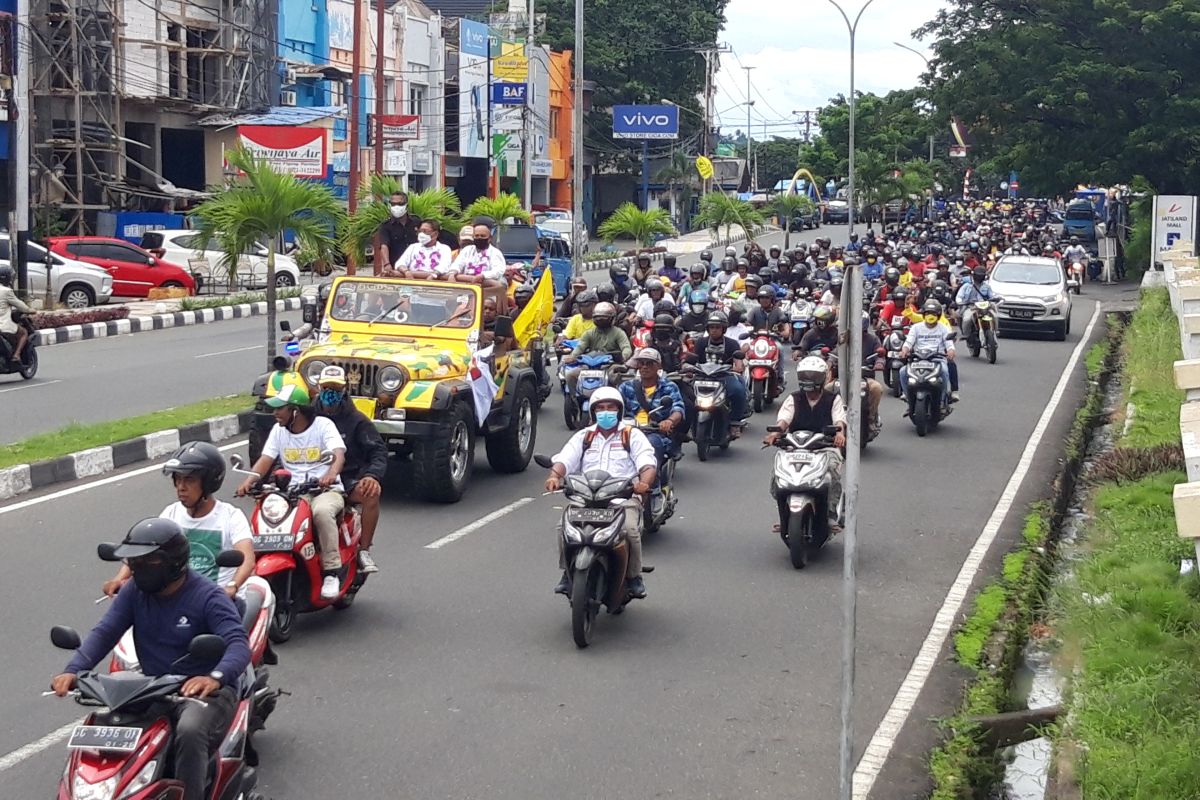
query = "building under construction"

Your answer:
(30, 0), (278, 233)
